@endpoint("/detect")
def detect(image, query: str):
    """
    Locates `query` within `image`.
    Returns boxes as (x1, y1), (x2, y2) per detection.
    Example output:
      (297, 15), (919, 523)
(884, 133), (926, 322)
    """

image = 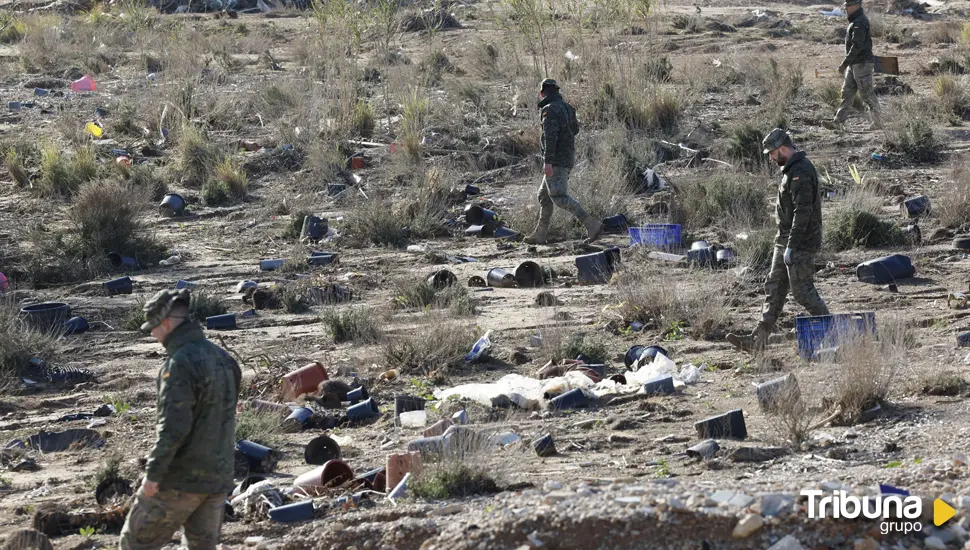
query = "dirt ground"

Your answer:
(3, 0), (970, 548)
